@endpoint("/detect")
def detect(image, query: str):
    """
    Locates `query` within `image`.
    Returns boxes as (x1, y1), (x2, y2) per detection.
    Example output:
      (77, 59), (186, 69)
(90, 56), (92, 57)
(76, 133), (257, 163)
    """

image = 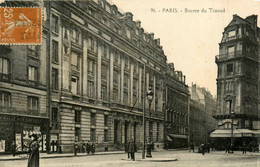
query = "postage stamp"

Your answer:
(0, 7), (41, 45)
